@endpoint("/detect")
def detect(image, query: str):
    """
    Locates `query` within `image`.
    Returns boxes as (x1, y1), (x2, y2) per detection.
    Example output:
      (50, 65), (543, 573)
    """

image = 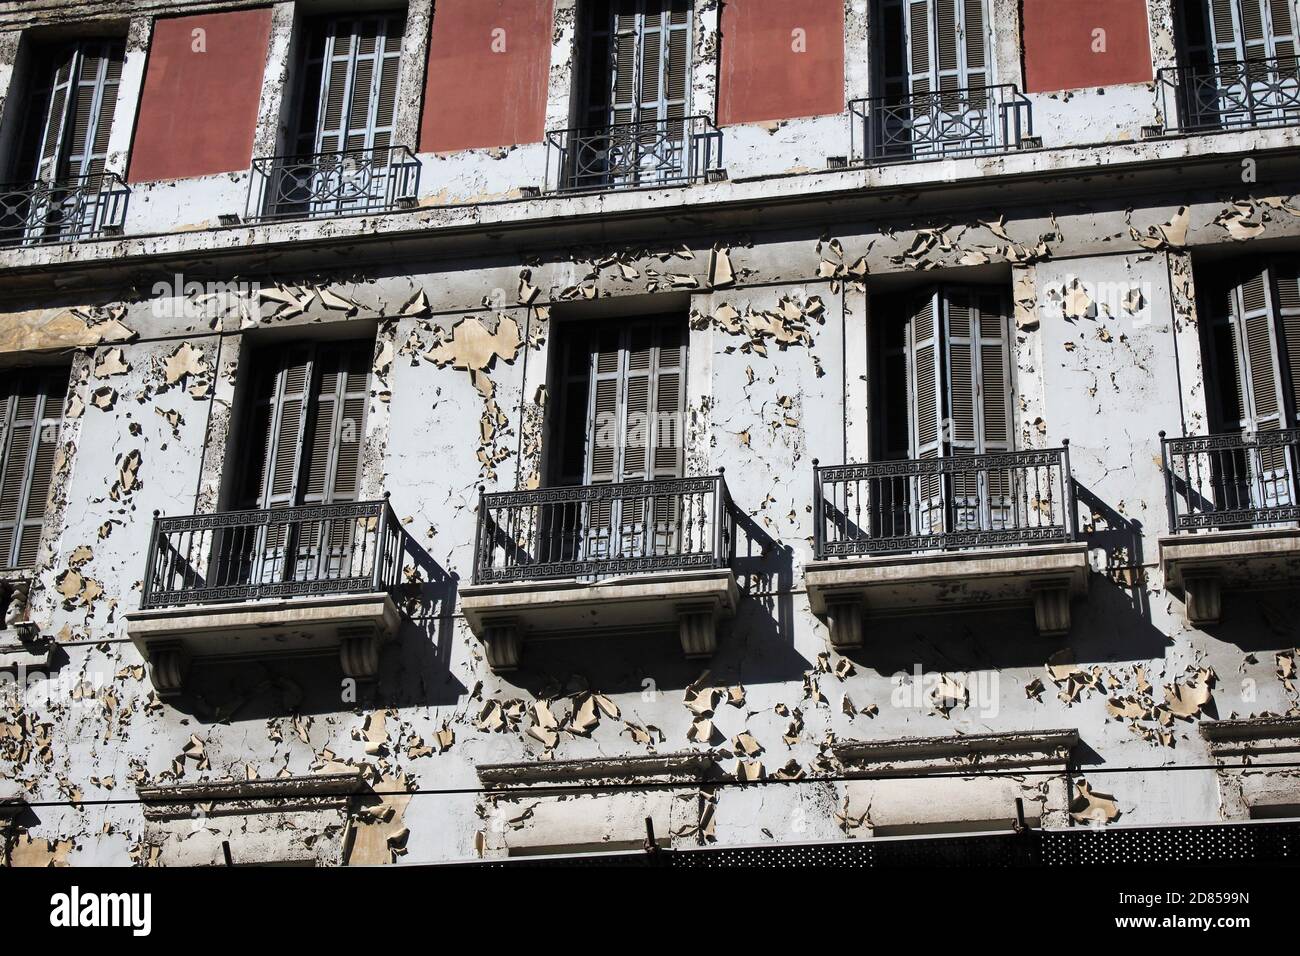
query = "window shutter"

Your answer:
(244, 348), (312, 511)
(597, 1), (690, 129)
(304, 15), (404, 157)
(906, 0), (933, 96)
(33, 49), (76, 183)
(907, 290), (943, 461)
(900, 0), (987, 96)
(1232, 266), (1285, 433)
(1269, 259), (1300, 425)
(1199, 0), (1296, 63)
(907, 290), (944, 533)
(0, 368), (67, 569)
(29, 40), (122, 184)
(66, 41), (123, 181)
